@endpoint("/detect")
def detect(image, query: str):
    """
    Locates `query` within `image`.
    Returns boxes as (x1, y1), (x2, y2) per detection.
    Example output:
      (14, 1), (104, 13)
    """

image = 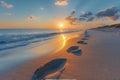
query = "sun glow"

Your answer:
(59, 23), (66, 49)
(59, 23), (64, 28)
